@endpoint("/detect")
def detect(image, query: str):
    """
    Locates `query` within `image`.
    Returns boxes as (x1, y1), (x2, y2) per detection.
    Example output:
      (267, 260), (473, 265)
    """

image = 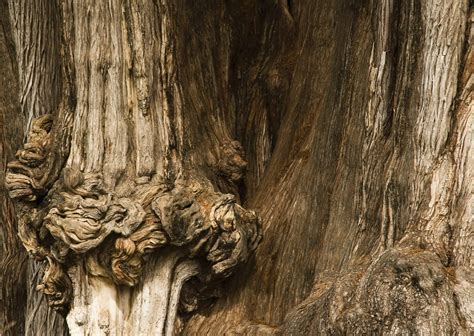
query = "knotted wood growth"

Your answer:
(3, 2), (265, 333)
(5, 117), (261, 320)
(4, 0), (471, 334)
(5, 114), (53, 201)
